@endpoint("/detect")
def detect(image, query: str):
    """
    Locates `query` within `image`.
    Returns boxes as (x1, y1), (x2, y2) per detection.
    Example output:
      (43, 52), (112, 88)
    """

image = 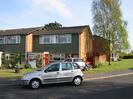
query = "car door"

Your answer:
(43, 63), (60, 84)
(59, 63), (75, 82)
